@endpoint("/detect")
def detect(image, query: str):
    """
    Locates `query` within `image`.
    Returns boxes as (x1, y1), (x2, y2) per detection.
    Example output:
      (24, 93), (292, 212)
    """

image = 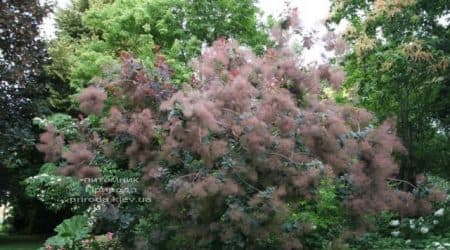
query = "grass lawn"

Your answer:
(0, 234), (46, 250)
